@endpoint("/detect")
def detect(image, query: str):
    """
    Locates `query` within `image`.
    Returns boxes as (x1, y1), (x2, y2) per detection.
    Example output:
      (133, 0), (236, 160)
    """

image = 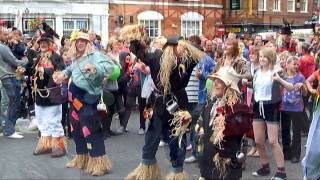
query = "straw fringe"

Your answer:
(33, 136), (52, 155)
(166, 171), (189, 180)
(85, 155), (112, 176)
(66, 154), (89, 169)
(125, 163), (161, 180)
(213, 153), (231, 178)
